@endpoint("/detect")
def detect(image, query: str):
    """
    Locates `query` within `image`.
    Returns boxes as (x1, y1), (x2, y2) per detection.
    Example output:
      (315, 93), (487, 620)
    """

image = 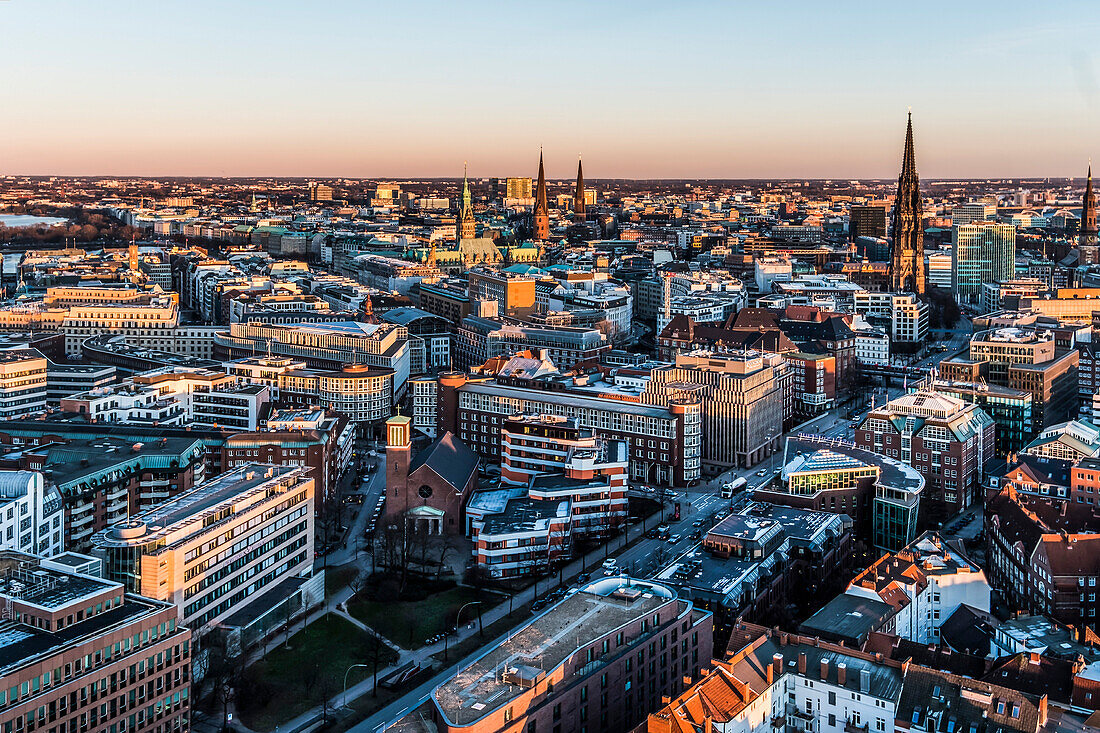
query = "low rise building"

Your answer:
(643, 350), (787, 472)
(224, 408), (353, 519)
(45, 362), (116, 403)
(418, 577), (712, 733)
(214, 320), (411, 398)
(0, 349), (47, 420)
(642, 623), (1047, 733)
(0, 435), (206, 552)
(942, 327), (1079, 432)
(434, 369), (702, 488)
(986, 485), (1100, 628)
(654, 502), (853, 625)
(0, 470), (63, 557)
(806, 532), (990, 646)
(762, 436), (923, 551)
